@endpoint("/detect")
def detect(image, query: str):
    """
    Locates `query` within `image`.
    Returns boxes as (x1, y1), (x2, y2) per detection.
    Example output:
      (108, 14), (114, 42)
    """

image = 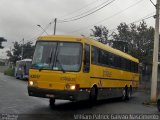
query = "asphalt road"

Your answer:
(0, 72), (159, 120)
